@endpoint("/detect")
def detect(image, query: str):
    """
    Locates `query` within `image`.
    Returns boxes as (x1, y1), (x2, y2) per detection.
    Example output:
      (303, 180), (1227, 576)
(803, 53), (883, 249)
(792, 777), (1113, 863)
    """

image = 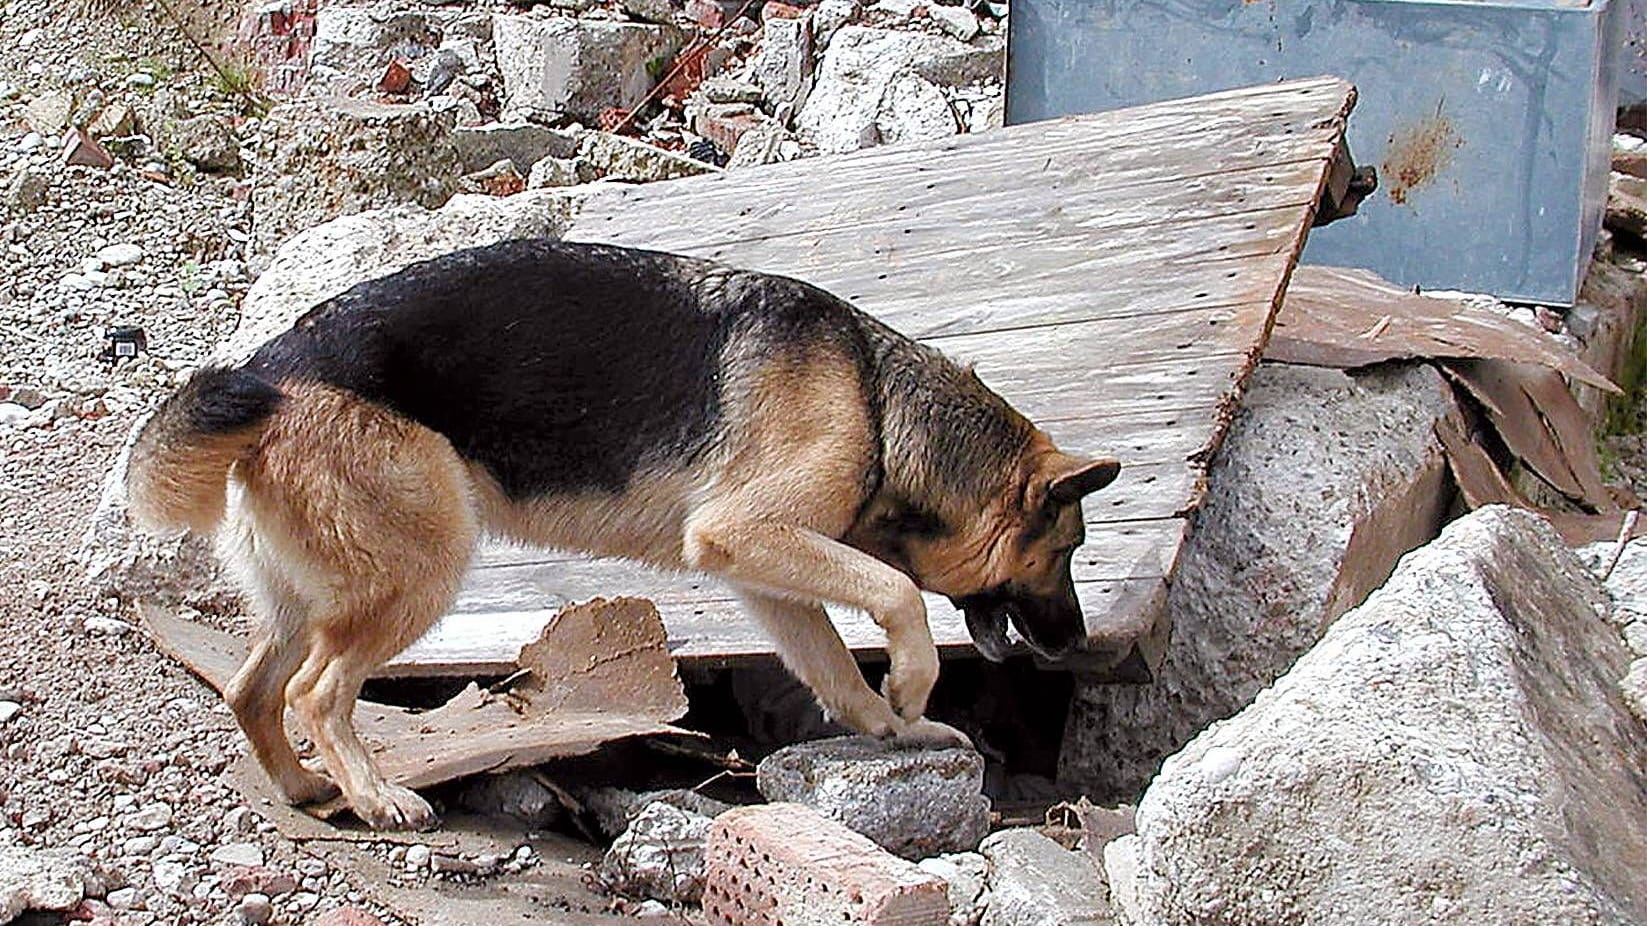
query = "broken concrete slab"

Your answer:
(0, 842), (96, 922)
(308, 6), (444, 92)
(141, 597), (691, 818)
(704, 803), (950, 925)
(978, 829), (1111, 926)
(1060, 362), (1460, 800)
(1110, 507), (1647, 925)
(252, 97), (464, 256)
(916, 852), (989, 926)
(493, 16), (686, 121)
(796, 26), (991, 153)
(599, 801), (714, 904)
(454, 122), (580, 174)
(756, 735), (990, 859)
(577, 131), (717, 182)
(752, 14), (813, 116)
